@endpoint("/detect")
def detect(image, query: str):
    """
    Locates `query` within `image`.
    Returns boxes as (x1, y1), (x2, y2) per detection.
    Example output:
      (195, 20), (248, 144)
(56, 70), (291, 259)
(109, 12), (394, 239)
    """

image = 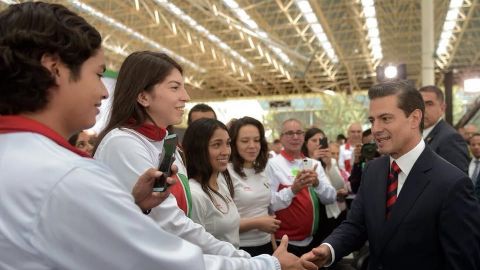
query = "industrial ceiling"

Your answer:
(1, 0), (479, 100)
